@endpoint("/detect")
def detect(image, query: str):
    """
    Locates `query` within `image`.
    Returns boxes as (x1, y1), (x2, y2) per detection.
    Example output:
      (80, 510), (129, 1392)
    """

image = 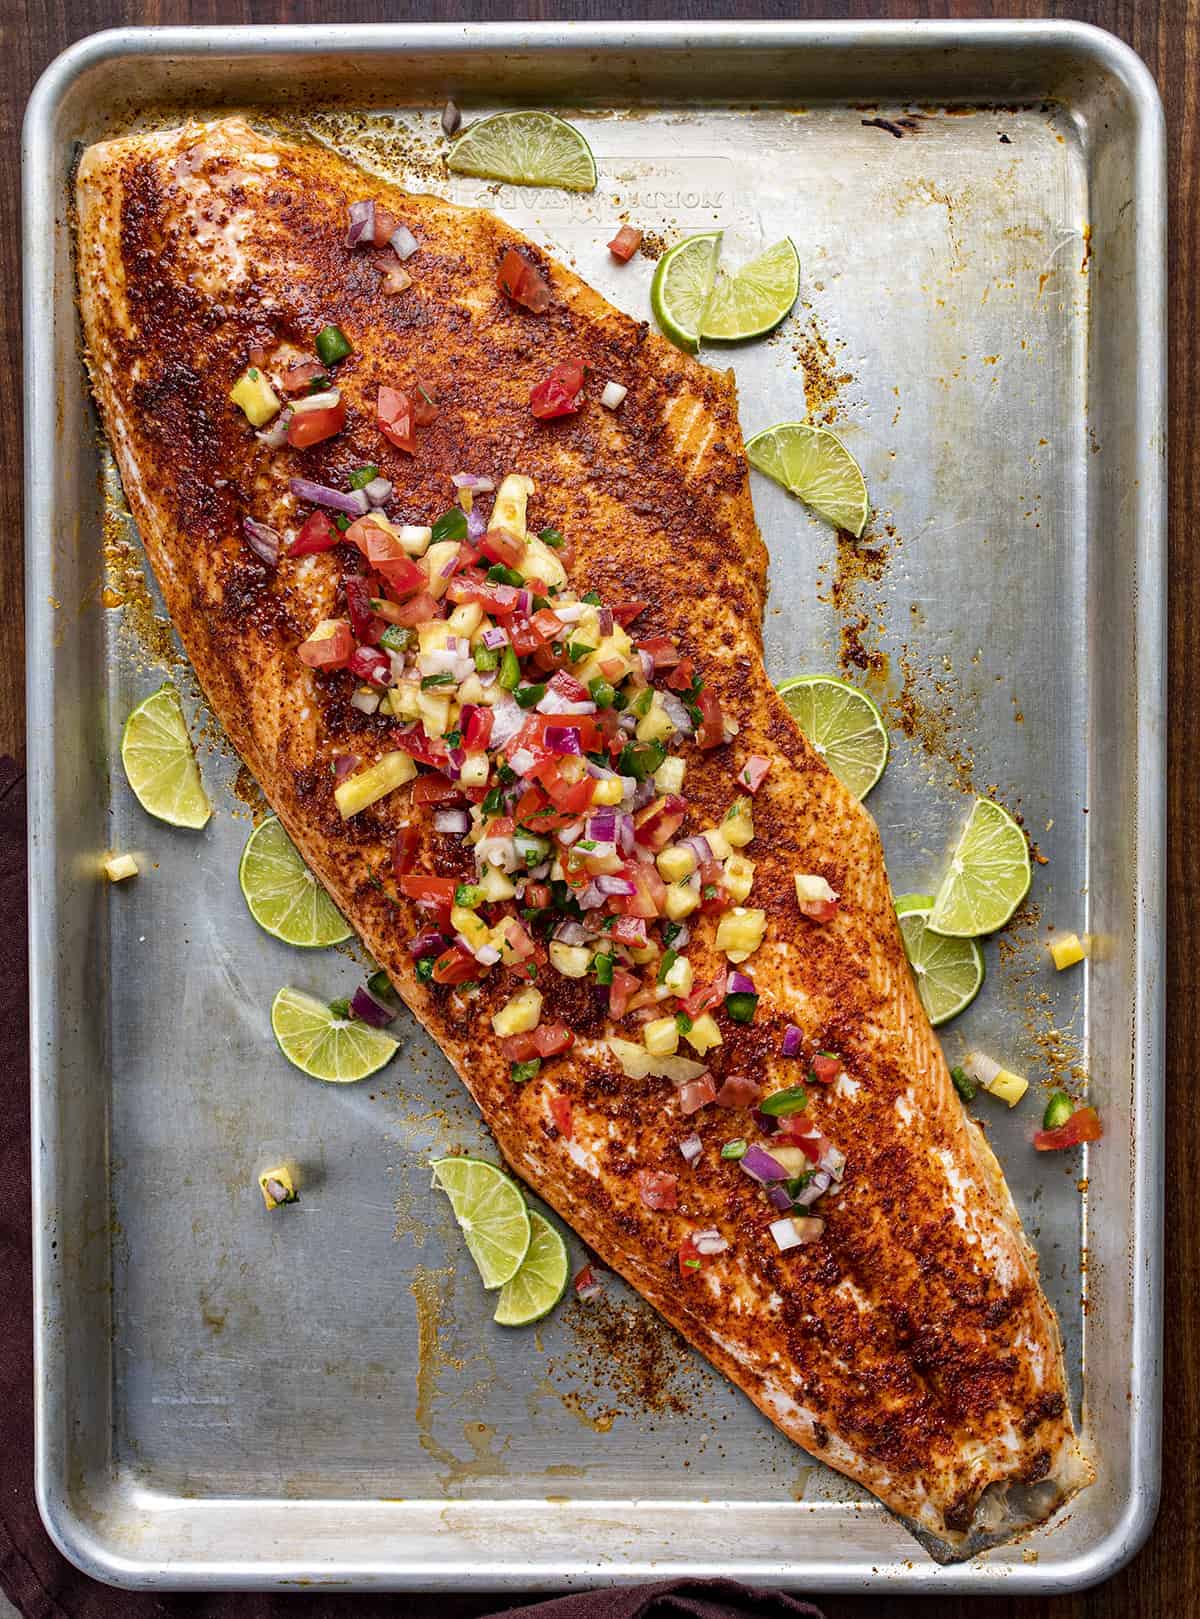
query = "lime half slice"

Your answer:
(928, 798), (1032, 938)
(271, 986), (398, 1083)
(447, 110), (597, 191)
(431, 1155), (532, 1290)
(700, 238), (800, 341)
(650, 232), (722, 354)
(895, 894), (985, 1026)
(120, 683), (211, 829)
(239, 816), (352, 948)
(776, 674), (889, 799)
(746, 422), (869, 538)
(494, 1209), (570, 1326)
